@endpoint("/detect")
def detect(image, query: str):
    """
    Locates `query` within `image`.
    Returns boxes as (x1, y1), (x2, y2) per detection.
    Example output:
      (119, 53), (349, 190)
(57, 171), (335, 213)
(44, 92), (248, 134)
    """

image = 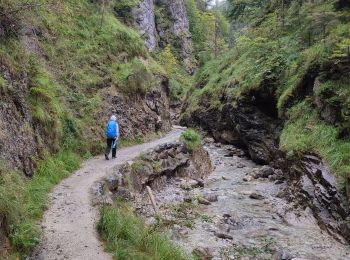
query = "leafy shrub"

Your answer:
(181, 129), (201, 151)
(111, 58), (156, 95)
